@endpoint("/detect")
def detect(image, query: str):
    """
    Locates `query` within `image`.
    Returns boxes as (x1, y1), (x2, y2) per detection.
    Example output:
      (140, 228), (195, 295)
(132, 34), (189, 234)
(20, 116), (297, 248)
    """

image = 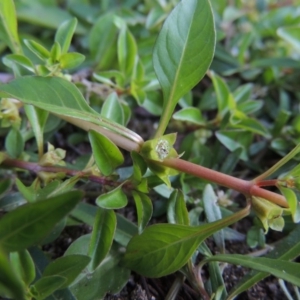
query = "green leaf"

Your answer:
(89, 13), (118, 68)
(0, 249), (26, 300)
(131, 151), (147, 182)
(228, 224), (300, 298)
(279, 187), (300, 223)
(5, 127), (24, 158)
(118, 26), (137, 78)
(203, 184), (225, 253)
(0, 0), (22, 54)
(43, 255), (90, 289)
(96, 185), (128, 209)
(277, 26), (300, 53)
(88, 130), (124, 176)
(0, 191), (82, 252)
(153, 0), (215, 136)
(50, 41), (61, 64)
(122, 205), (249, 277)
(167, 190), (189, 225)
(3, 54), (35, 72)
(10, 249), (36, 286)
(32, 275), (67, 300)
(173, 107), (205, 125)
(55, 18), (77, 54)
(88, 208), (116, 271)
(0, 76), (143, 151)
(211, 71), (236, 116)
(203, 254), (300, 288)
(24, 105), (49, 158)
(24, 39), (50, 60)
(132, 191), (153, 233)
(101, 92), (124, 125)
(59, 52), (85, 69)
